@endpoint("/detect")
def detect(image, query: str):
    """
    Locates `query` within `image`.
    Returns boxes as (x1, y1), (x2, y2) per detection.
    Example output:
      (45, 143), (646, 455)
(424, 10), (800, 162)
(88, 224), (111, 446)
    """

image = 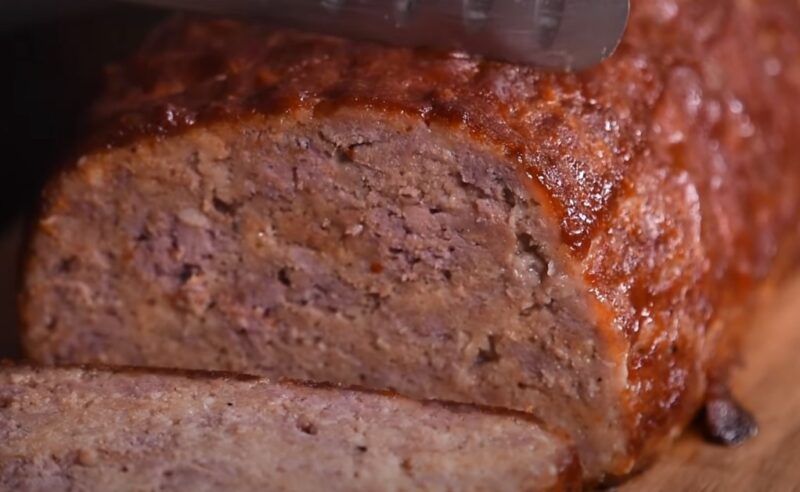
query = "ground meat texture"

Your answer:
(0, 365), (580, 492)
(19, 0), (800, 484)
